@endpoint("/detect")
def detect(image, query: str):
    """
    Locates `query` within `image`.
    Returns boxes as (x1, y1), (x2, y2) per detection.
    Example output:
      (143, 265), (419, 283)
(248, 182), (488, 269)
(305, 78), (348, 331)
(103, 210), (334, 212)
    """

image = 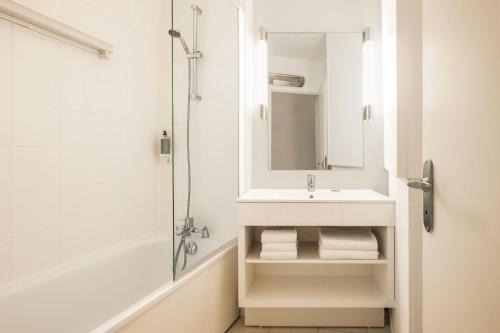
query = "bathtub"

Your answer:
(0, 234), (237, 333)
